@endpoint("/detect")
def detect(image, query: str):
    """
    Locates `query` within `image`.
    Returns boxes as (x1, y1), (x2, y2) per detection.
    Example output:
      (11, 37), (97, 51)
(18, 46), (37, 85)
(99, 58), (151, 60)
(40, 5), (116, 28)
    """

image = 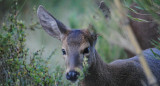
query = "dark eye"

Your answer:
(62, 49), (66, 55)
(83, 47), (90, 54)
